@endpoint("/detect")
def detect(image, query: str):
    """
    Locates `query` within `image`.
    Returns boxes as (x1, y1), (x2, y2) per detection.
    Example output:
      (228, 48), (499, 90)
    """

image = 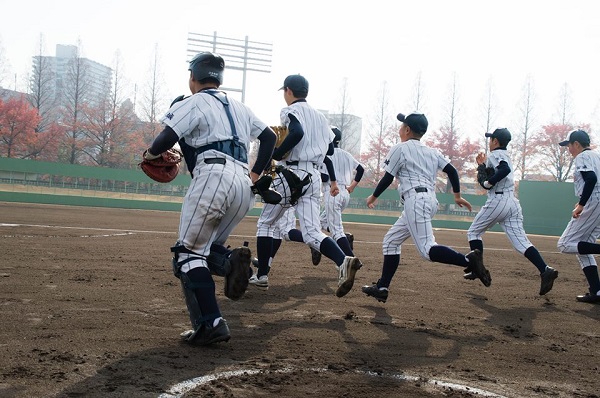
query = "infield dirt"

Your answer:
(0, 202), (598, 398)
